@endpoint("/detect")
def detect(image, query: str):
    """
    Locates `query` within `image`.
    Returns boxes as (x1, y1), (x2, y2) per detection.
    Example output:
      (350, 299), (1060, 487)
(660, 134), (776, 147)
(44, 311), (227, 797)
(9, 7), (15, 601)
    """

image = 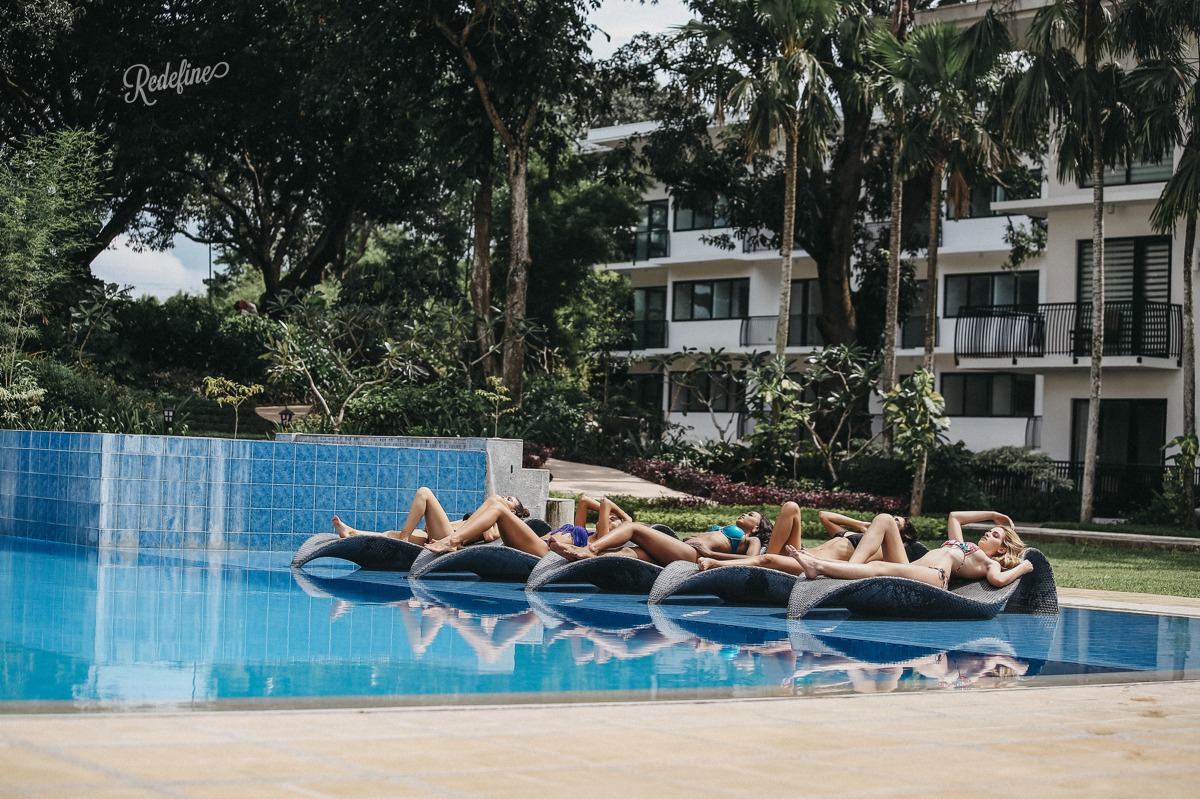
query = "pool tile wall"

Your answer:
(0, 430), (488, 552)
